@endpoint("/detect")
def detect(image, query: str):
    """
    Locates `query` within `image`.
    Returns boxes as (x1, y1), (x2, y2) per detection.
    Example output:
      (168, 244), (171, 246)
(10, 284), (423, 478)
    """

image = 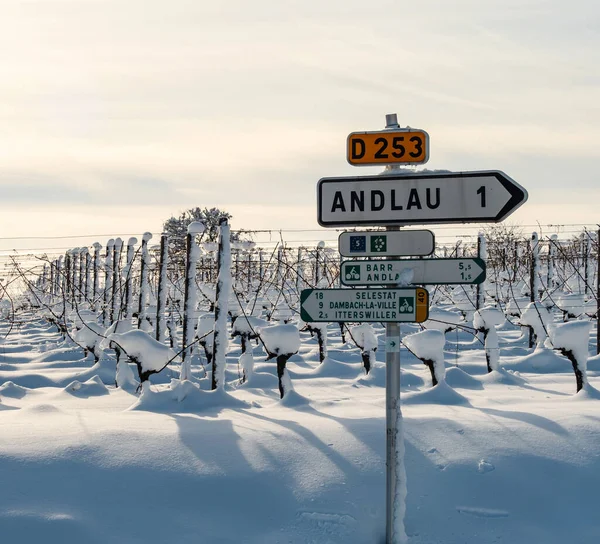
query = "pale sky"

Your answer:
(0, 0), (598, 252)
